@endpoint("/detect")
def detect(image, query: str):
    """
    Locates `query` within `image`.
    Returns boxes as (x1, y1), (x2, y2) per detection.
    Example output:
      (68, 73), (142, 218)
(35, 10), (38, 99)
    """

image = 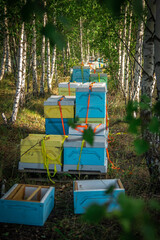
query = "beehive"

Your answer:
(76, 83), (107, 119)
(0, 184), (55, 226)
(71, 66), (90, 83)
(58, 82), (82, 96)
(73, 179), (125, 214)
(19, 134), (65, 171)
(44, 96), (75, 135)
(63, 135), (107, 172)
(89, 73), (107, 85)
(69, 123), (108, 137)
